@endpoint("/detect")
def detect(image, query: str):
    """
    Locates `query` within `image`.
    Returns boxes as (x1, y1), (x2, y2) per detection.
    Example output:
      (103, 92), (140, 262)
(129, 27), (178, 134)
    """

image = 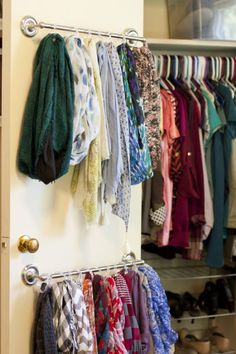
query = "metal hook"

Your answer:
(74, 26), (79, 38)
(38, 274), (52, 293)
(123, 262), (129, 275)
(87, 29), (92, 40)
(122, 32), (126, 44)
